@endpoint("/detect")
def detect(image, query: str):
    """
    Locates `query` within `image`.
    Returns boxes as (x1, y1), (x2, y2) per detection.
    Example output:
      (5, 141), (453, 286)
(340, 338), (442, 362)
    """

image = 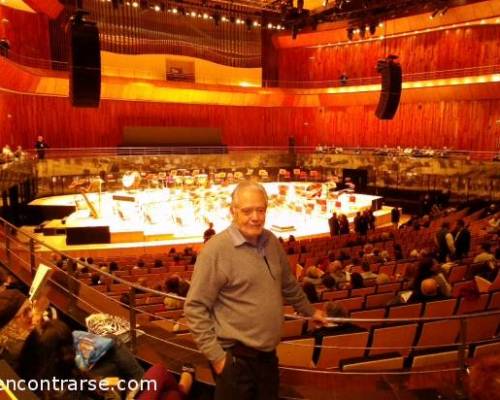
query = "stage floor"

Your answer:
(28, 182), (391, 252)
